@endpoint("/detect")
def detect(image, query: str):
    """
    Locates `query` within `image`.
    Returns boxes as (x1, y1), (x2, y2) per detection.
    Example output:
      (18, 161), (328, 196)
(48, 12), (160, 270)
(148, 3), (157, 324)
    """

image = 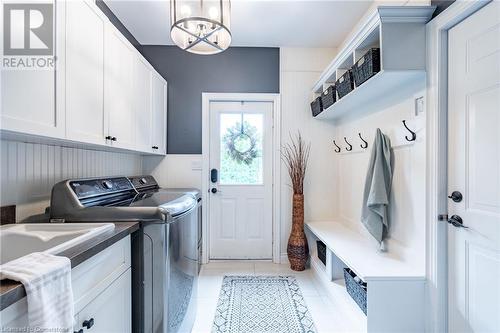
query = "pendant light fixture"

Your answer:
(170, 0), (231, 55)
